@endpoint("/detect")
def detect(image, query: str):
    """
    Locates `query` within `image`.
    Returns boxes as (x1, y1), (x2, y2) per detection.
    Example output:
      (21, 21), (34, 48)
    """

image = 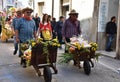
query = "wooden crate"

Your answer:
(72, 48), (95, 61)
(30, 43), (58, 65)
